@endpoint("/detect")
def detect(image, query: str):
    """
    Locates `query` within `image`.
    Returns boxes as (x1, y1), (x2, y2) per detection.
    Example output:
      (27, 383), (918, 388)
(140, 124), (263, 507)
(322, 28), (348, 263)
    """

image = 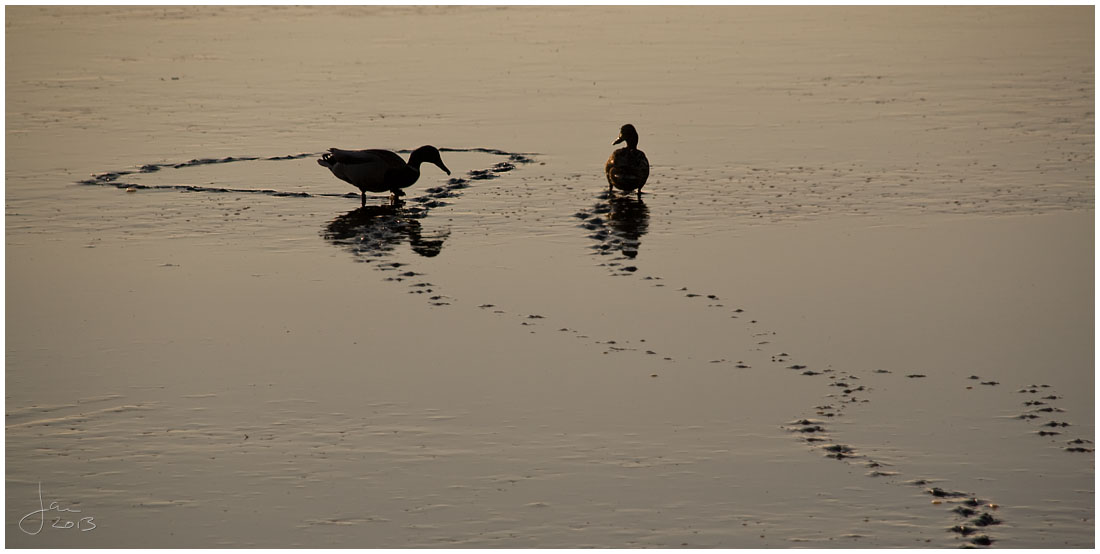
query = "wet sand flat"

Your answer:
(6, 6), (1094, 548)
